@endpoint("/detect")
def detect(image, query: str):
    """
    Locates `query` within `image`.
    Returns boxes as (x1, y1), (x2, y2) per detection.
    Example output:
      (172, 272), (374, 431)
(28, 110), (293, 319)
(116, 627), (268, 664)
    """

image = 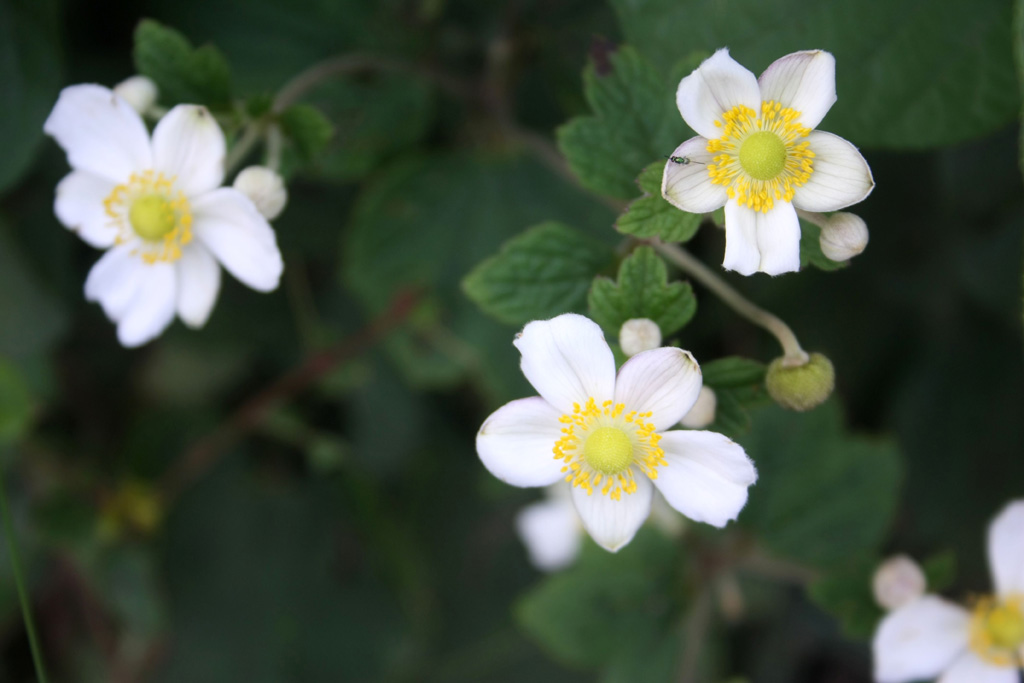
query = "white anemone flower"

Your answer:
(662, 49), (874, 276)
(44, 84), (284, 347)
(873, 500), (1024, 683)
(477, 313), (757, 552)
